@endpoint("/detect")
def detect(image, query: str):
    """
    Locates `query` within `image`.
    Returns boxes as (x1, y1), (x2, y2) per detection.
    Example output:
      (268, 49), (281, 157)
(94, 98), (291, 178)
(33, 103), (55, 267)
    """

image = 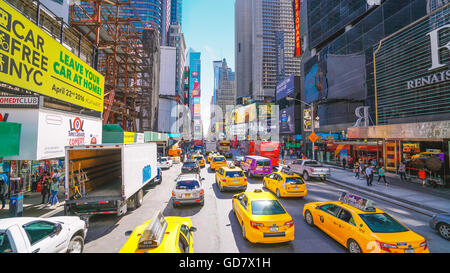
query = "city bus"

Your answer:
(248, 141), (280, 167)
